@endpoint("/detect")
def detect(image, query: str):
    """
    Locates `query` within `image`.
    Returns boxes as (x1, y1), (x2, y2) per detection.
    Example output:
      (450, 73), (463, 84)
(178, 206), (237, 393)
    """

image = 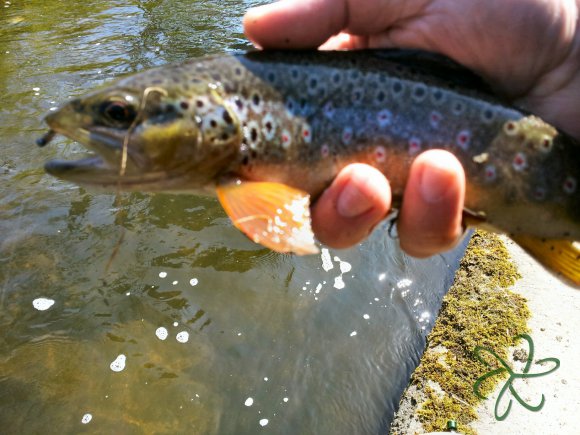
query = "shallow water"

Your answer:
(0, 1), (467, 433)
